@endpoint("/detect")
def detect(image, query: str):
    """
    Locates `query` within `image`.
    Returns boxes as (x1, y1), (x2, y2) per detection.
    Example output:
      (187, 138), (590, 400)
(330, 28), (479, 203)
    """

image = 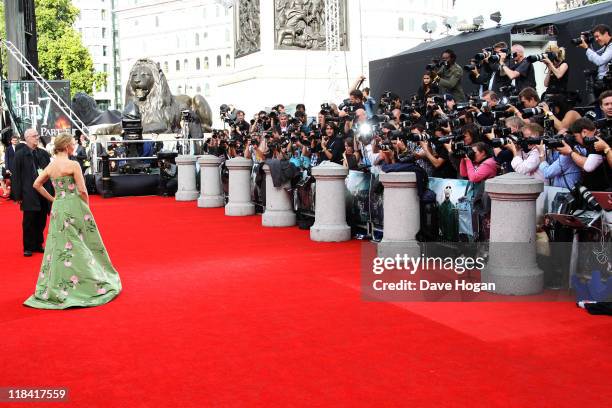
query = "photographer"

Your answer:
(350, 75), (376, 119)
(278, 113), (290, 133)
(288, 136), (311, 170)
(415, 129), (456, 178)
(559, 118), (609, 191)
(294, 111), (311, 133)
(459, 142), (498, 183)
(578, 24), (612, 86)
(482, 42), (513, 93)
(250, 111), (272, 133)
(344, 108), (368, 138)
(411, 95), (447, 126)
(417, 72), (440, 102)
(245, 134), (267, 163)
(363, 87), (376, 119)
(339, 89), (366, 118)
(536, 135), (582, 190)
(591, 92), (612, 167)
(342, 137), (361, 170)
(232, 110), (250, 137)
(541, 43), (569, 95)
(499, 44), (536, 93)
(319, 123), (344, 164)
(470, 90), (500, 126)
(446, 124), (481, 174)
(466, 58), (490, 96)
(482, 118), (521, 174)
(508, 123), (547, 183)
(377, 131), (413, 167)
(435, 49), (466, 102)
(601, 90), (612, 119)
(507, 88), (543, 123)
